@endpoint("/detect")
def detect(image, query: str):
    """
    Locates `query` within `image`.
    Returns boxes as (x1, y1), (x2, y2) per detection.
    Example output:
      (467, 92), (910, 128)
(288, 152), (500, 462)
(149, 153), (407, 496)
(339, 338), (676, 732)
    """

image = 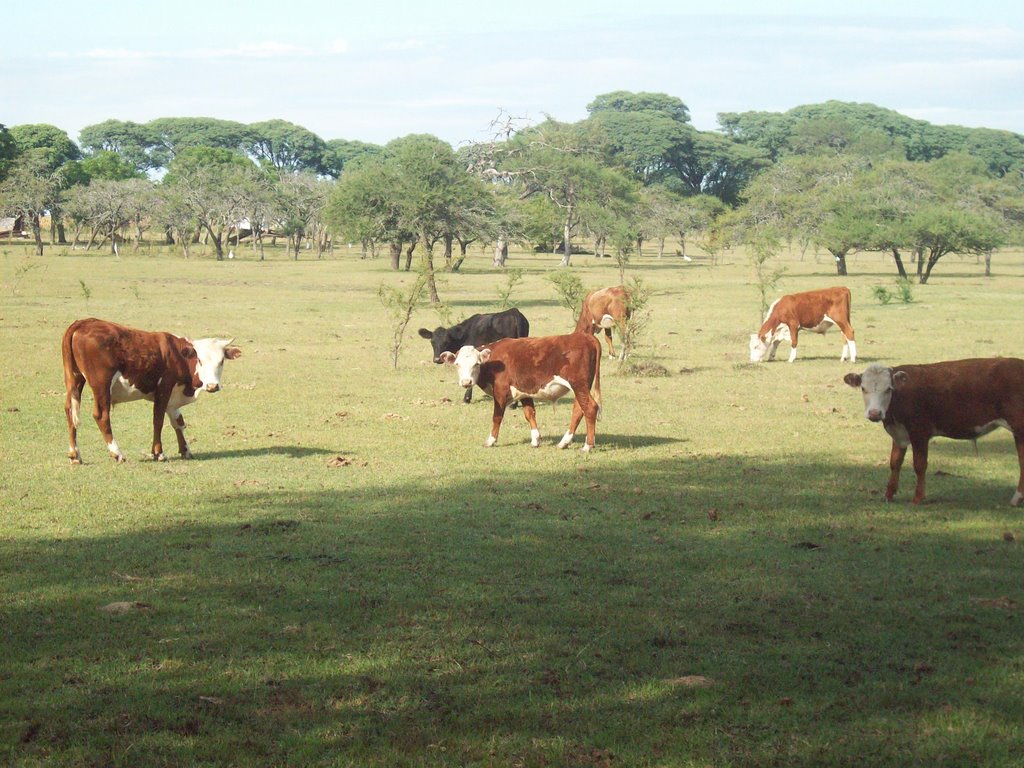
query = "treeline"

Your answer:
(1, 93), (1023, 290)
